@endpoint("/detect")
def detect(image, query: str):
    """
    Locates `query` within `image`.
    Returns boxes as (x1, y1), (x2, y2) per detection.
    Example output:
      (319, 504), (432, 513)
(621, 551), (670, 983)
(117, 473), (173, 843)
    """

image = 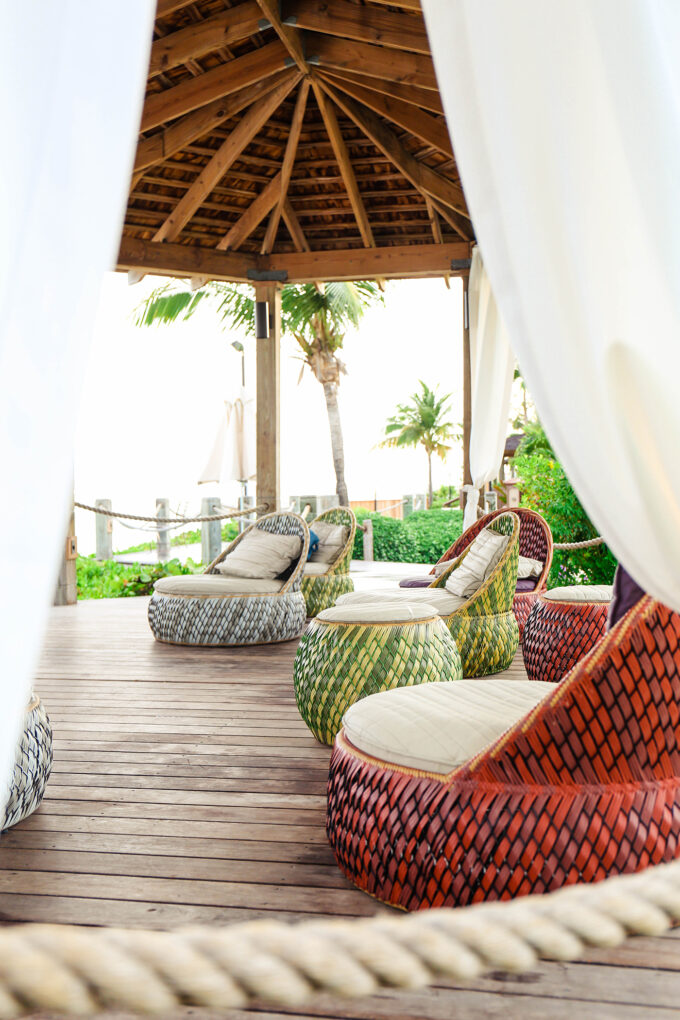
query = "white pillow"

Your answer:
(310, 521), (350, 564)
(432, 560), (451, 577)
(518, 555), (544, 579)
(215, 527), (302, 580)
(445, 527), (509, 598)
